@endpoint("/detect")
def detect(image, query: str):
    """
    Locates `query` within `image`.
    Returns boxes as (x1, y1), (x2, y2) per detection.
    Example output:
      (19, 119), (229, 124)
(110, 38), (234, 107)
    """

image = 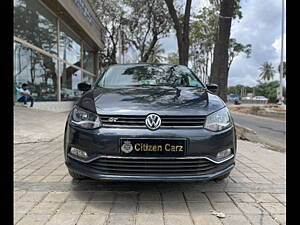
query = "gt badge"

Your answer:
(108, 117), (118, 122)
(121, 140), (133, 153)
